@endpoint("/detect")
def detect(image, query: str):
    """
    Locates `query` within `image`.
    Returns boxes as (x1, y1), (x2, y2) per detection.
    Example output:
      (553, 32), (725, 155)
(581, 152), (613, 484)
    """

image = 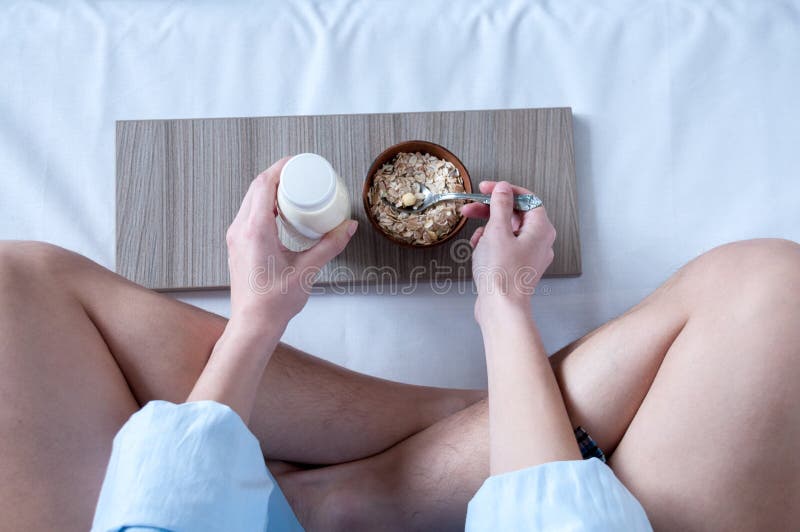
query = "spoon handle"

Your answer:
(436, 192), (543, 211)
